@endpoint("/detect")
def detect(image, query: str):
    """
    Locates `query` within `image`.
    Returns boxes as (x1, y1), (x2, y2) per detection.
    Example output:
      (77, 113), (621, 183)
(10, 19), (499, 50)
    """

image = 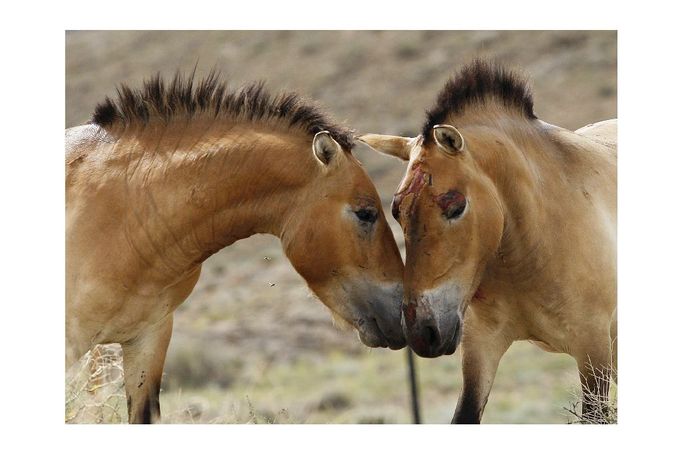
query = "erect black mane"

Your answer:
(422, 59), (537, 142)
(91, 69), (355, 150)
